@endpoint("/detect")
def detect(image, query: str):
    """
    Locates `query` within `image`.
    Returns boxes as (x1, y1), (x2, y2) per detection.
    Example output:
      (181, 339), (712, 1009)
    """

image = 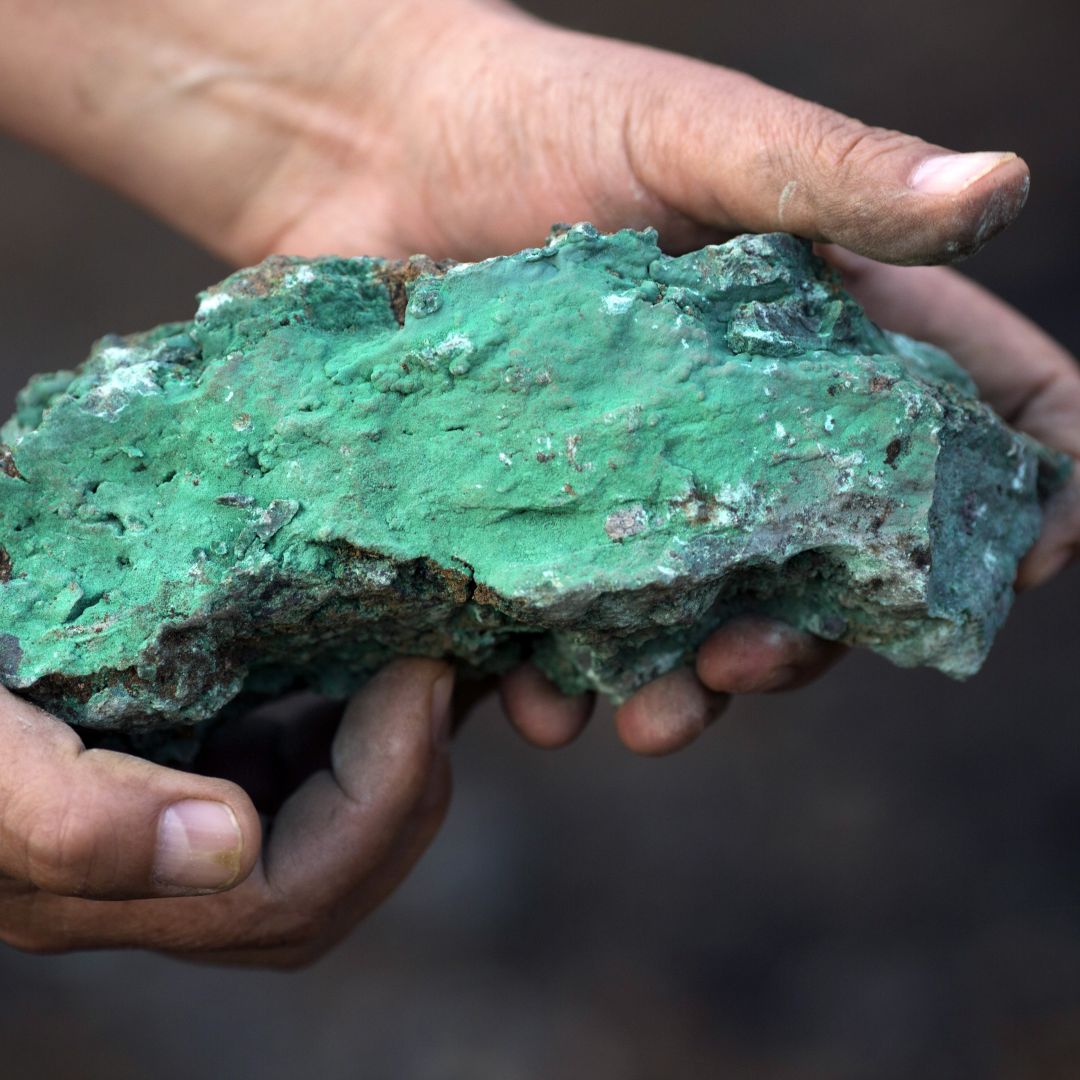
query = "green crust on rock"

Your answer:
(0, 226), (1069, 734)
